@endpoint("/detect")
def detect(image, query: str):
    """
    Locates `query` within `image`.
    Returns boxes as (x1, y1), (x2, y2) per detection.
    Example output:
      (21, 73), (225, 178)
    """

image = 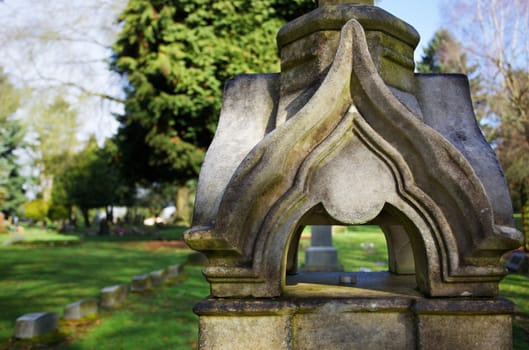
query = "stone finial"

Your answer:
(319, 0), (374, 5)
